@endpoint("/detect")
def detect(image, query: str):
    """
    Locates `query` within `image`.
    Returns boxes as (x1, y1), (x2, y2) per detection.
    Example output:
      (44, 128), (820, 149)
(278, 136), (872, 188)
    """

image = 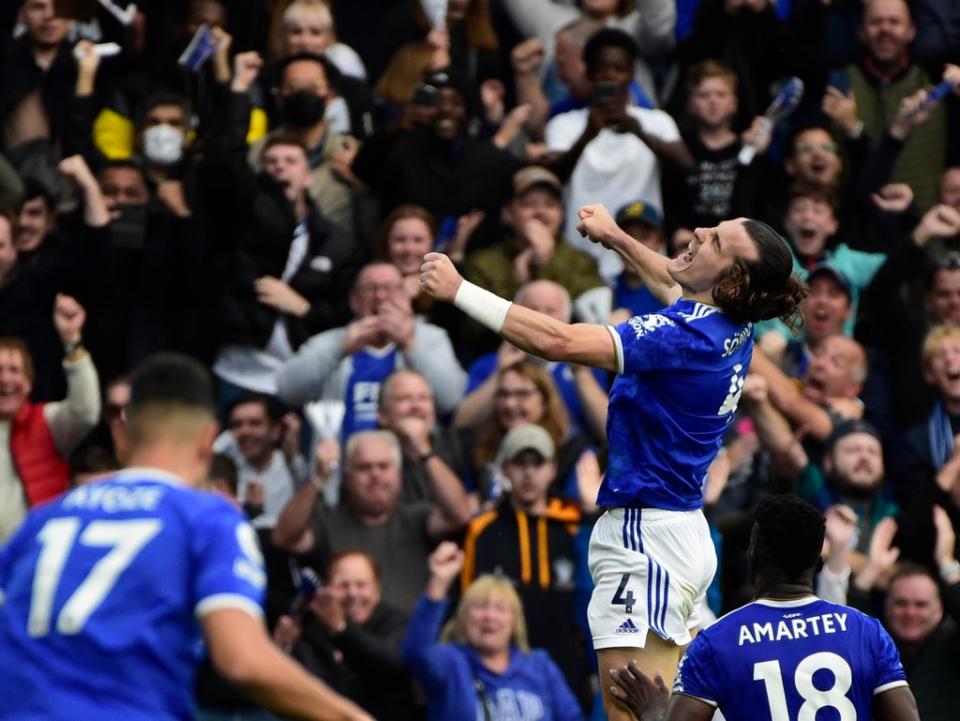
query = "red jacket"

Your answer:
(10, 400), (70, 506)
